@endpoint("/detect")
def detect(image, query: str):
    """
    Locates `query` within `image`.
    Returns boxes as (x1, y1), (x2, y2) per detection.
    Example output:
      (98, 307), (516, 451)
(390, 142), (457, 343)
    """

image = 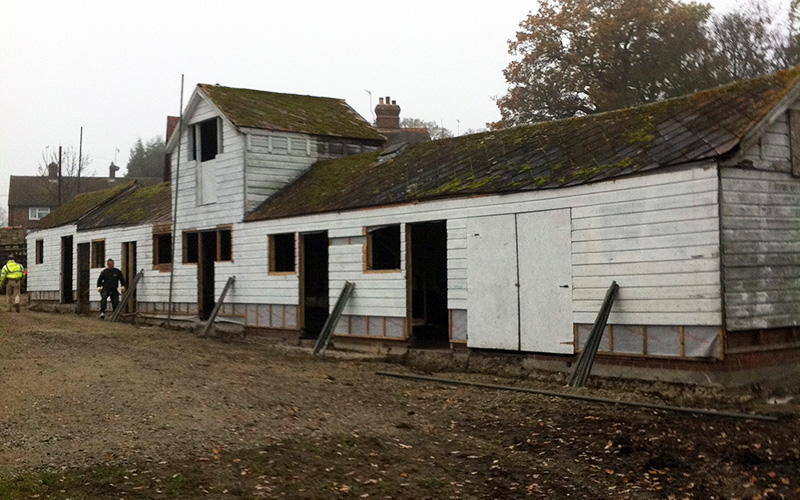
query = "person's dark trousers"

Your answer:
(100, 289), (120, 313)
